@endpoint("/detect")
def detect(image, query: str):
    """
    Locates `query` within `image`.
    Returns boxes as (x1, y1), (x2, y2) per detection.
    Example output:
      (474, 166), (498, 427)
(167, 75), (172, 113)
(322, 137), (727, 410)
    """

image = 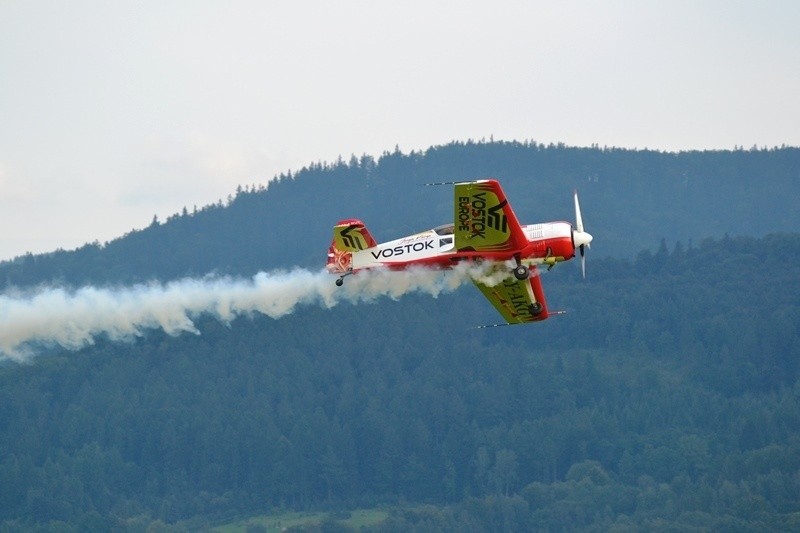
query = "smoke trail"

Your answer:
(0, 263), (502, 362)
